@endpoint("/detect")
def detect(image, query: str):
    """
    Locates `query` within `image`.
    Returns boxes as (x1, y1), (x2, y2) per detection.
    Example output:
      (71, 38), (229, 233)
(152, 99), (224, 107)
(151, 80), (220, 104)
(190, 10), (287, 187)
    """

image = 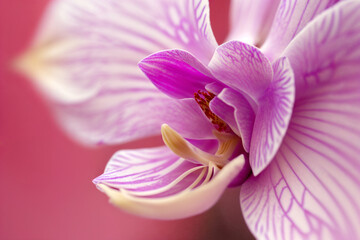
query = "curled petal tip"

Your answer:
(161, 124), (193, 160)
(14, 40), (58, 81)
(137, 57), (148, 70)
(13, 49), (40, 79)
